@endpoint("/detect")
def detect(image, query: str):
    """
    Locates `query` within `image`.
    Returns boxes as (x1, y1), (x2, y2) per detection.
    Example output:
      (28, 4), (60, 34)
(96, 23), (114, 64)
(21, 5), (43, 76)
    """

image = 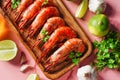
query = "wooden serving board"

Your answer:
(0, 0), (92, 79)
